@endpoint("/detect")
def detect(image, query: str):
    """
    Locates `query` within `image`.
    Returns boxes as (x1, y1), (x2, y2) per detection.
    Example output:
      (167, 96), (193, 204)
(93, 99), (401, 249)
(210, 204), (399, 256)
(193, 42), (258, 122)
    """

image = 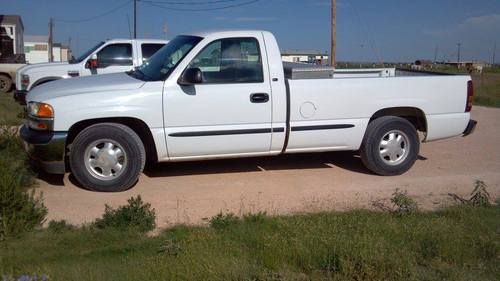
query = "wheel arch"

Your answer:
(0, 72), (12, 79)
(66, 117), (158, 164)
(370, 107), (427, 133)
(30, 76), (63, 90)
